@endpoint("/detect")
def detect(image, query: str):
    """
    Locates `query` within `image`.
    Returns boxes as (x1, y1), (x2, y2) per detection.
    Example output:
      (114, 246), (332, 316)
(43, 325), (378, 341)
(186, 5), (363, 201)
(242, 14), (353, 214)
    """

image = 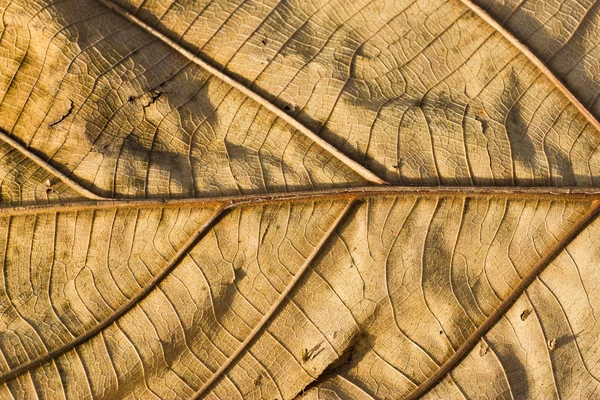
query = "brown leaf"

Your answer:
(2, 0), (600, 399)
